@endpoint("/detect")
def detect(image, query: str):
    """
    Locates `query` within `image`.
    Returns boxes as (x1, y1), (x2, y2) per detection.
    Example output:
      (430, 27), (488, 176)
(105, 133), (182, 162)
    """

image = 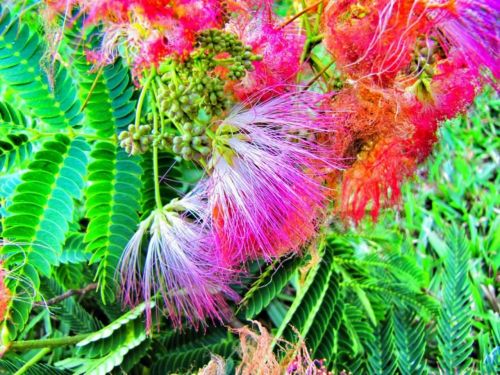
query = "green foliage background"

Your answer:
(0, 2), (498, 374)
